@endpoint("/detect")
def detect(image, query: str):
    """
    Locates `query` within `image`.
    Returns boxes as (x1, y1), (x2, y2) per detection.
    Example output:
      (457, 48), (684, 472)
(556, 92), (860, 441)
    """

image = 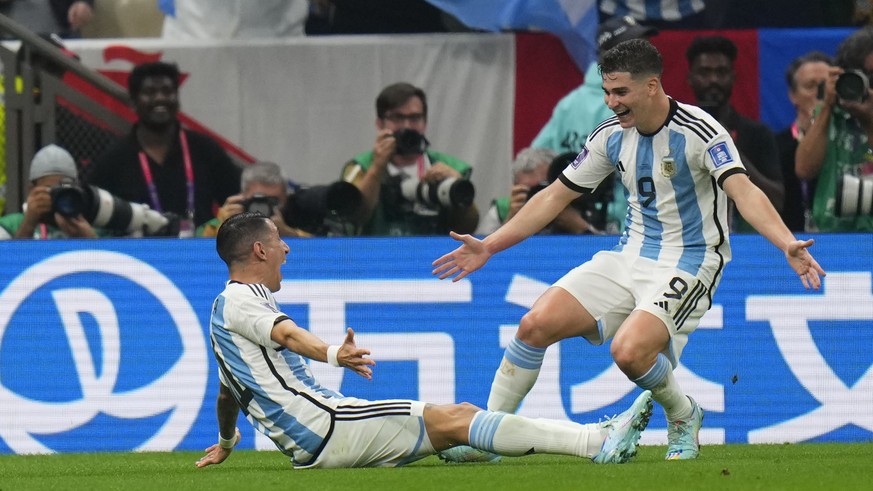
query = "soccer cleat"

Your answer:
(665, 396), (704, 460)
(592, 390), (653, 464)
(438, 445), (502, 464)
